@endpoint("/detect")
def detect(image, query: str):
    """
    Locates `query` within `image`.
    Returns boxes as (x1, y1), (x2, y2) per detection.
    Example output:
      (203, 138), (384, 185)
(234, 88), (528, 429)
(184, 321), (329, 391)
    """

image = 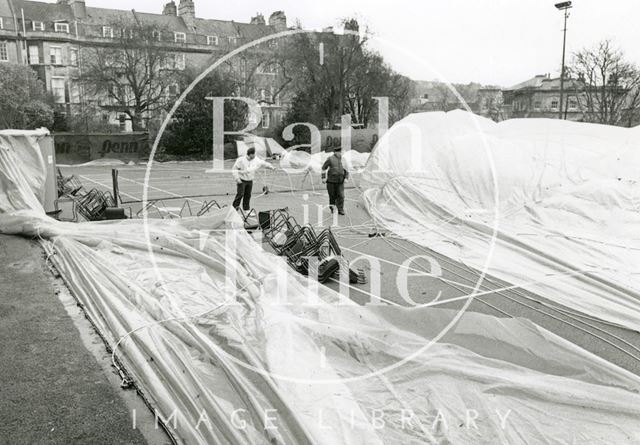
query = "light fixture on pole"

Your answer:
(555, 1), (572, 120)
